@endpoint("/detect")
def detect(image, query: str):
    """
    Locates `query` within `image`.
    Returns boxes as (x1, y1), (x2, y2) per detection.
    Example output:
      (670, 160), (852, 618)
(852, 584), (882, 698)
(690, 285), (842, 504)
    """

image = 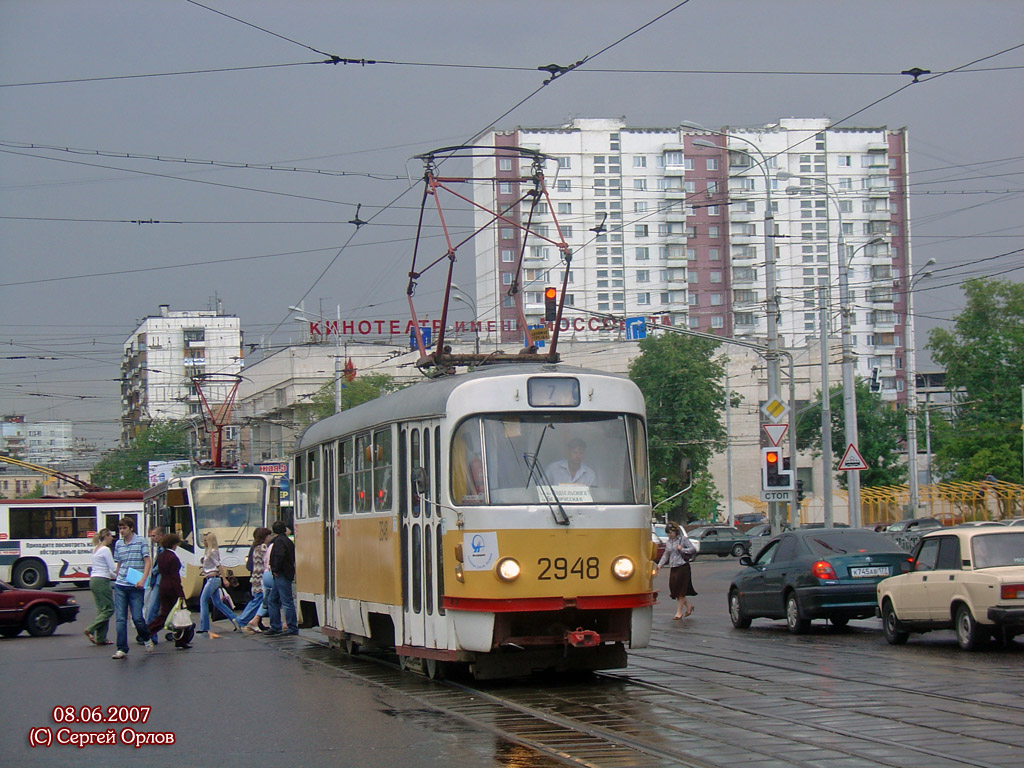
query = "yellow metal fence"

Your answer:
(861, 480), (1024, 528)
